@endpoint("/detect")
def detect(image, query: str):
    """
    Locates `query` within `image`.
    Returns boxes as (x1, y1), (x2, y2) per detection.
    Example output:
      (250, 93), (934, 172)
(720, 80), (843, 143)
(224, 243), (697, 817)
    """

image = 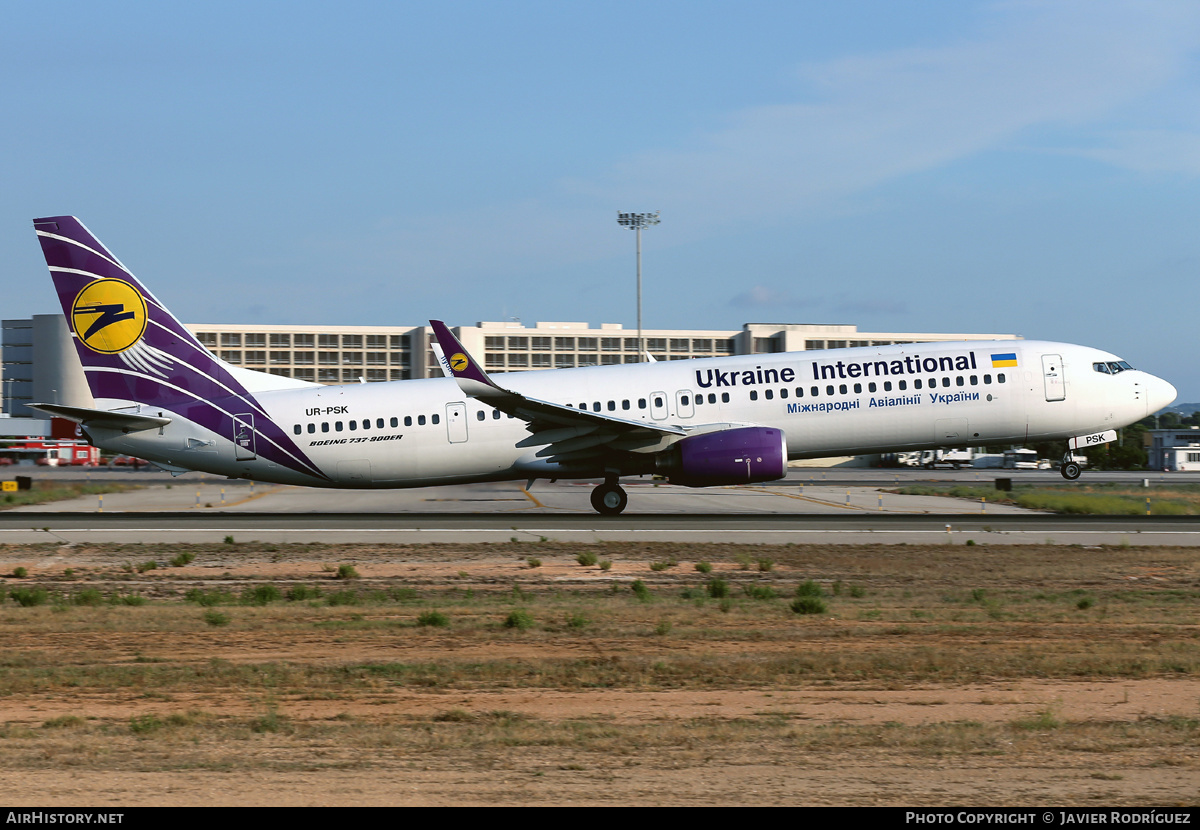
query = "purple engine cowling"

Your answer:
(661, 426), (788, 487)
